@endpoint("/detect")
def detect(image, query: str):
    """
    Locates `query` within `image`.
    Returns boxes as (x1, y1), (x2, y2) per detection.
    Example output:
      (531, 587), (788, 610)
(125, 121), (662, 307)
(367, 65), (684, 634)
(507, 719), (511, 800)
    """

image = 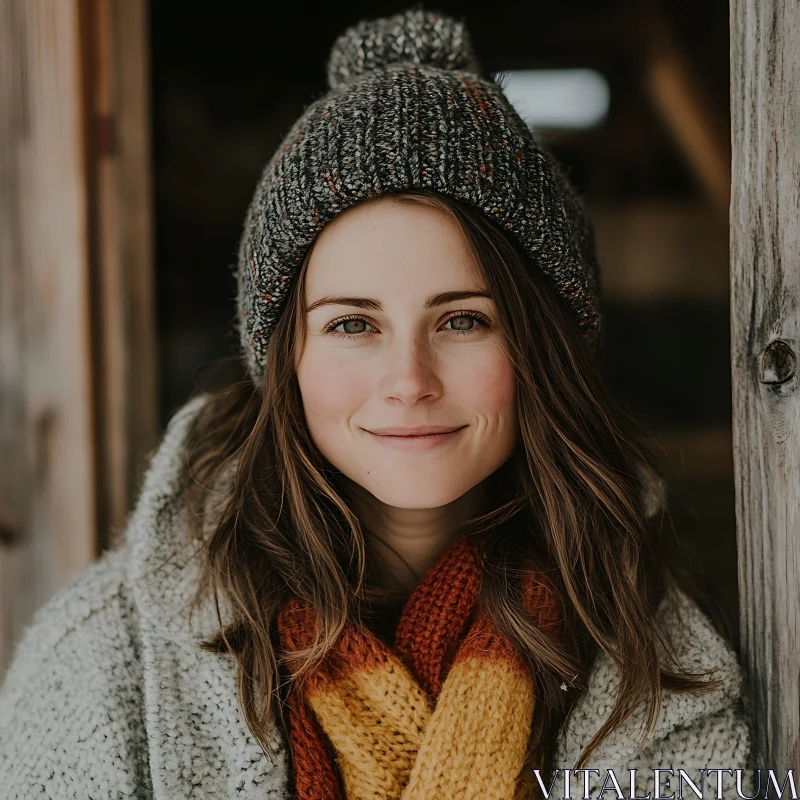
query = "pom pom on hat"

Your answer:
(326, 6), (483, 91)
